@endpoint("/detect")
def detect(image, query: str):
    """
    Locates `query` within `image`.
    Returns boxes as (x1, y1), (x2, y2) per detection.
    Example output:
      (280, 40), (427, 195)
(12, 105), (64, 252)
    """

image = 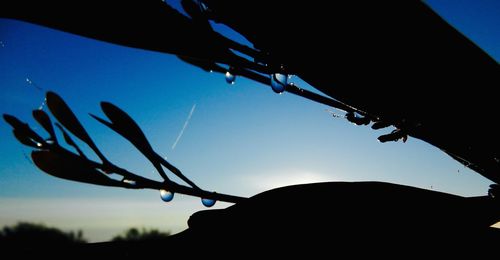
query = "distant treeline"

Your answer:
(0, 222), (171, 244)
